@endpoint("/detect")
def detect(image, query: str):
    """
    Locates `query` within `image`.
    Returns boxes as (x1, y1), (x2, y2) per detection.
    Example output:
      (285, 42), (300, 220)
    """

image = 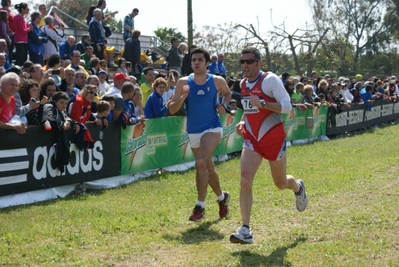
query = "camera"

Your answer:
(31, 97), (39, 103)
